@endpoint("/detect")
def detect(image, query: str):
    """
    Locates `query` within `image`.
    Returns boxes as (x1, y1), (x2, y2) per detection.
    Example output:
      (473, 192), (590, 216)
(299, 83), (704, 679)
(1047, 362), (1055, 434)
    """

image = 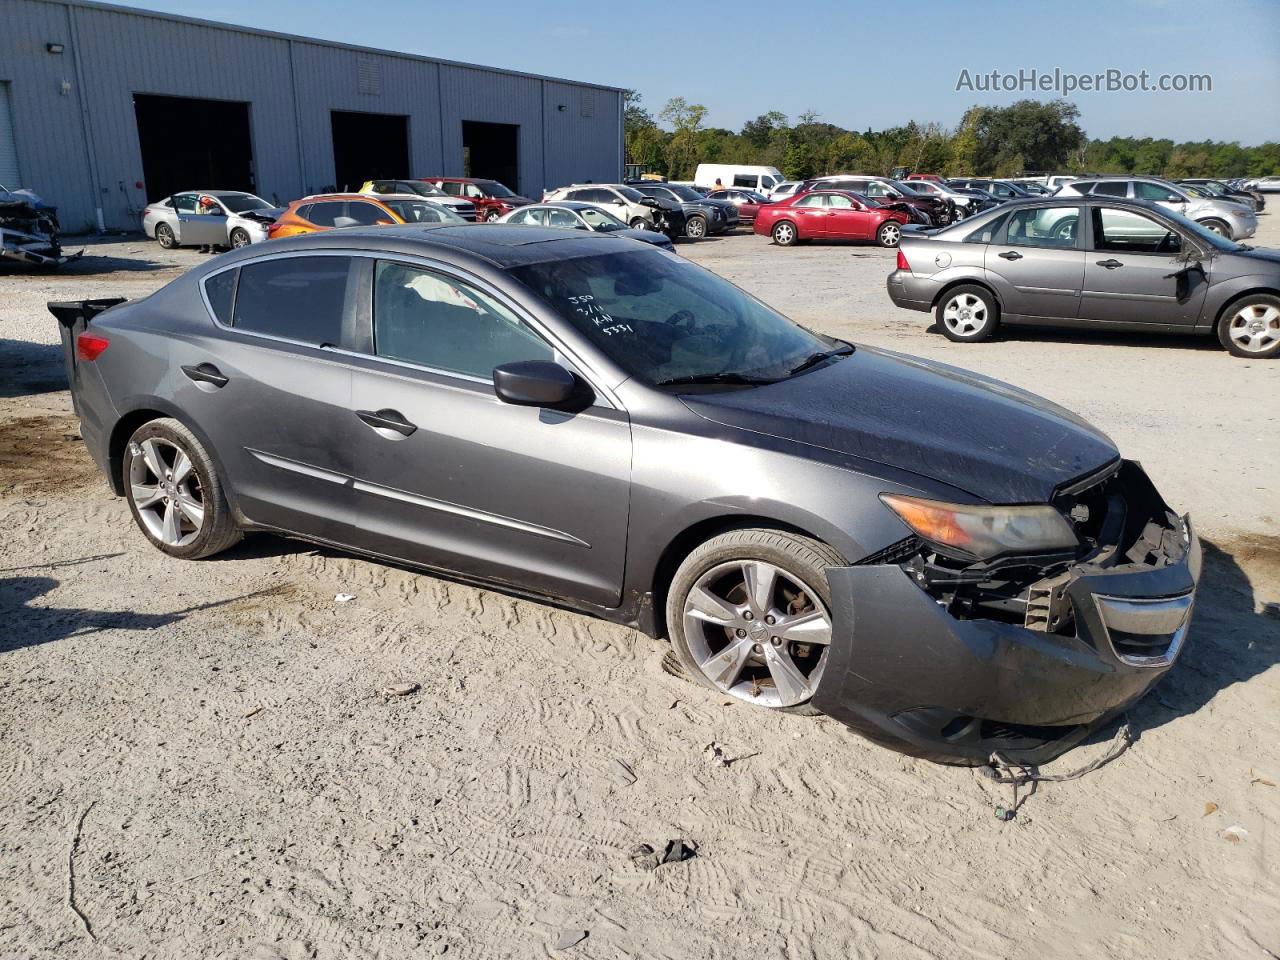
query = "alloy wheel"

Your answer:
(682, 559), (832, 708)
(879, 223), (901, 247)
(230, 229), (250, 248)
(773, 222), (795, 245)
(942, 292), (988, 336)
(1228, 303), (1280, 354)
(128, 437), (205, 547)
(687, 217), (706, 239)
